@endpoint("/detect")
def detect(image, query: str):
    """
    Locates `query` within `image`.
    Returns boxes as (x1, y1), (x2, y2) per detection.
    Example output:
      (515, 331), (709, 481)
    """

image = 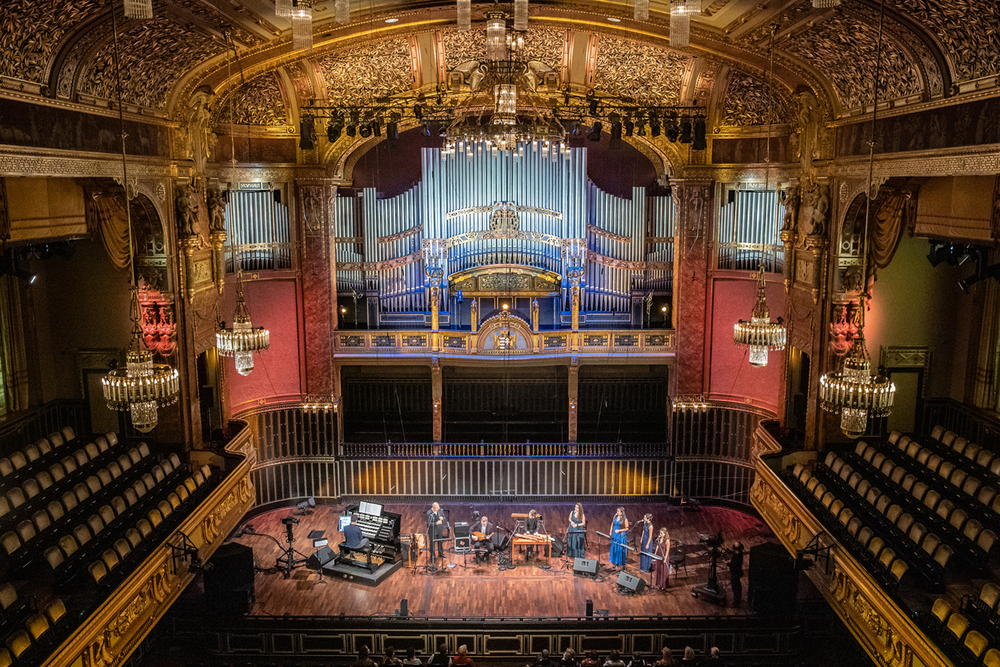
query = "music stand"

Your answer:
(276, 517), (308, 579)
(596, 531), (612, 571)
